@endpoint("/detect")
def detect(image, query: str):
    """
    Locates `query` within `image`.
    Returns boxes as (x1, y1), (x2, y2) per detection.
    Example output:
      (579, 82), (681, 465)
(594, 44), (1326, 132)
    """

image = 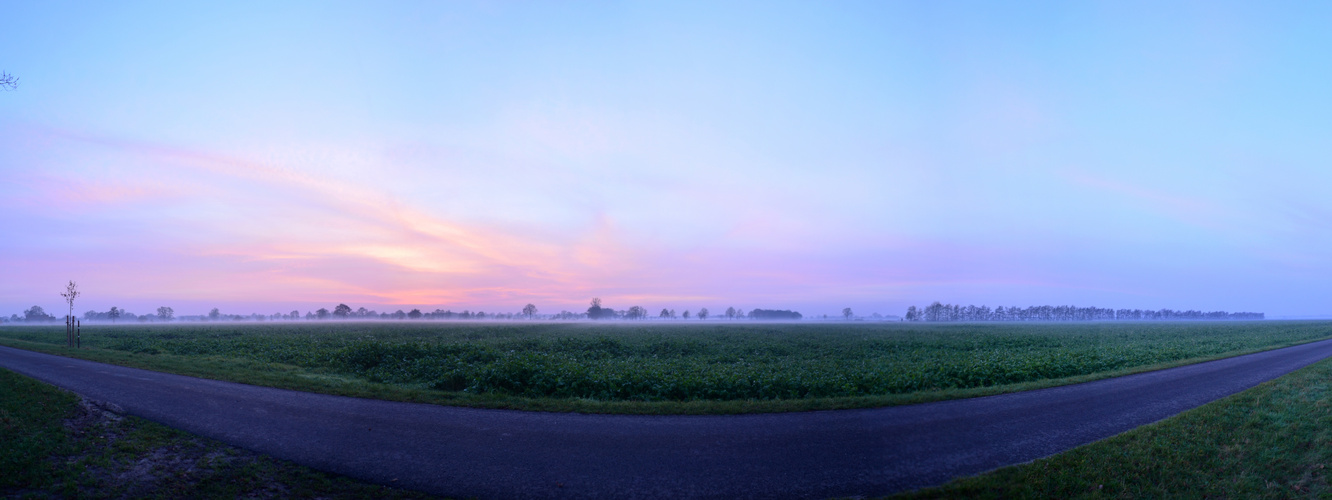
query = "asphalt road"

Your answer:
(4, 339), (1332, 499)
